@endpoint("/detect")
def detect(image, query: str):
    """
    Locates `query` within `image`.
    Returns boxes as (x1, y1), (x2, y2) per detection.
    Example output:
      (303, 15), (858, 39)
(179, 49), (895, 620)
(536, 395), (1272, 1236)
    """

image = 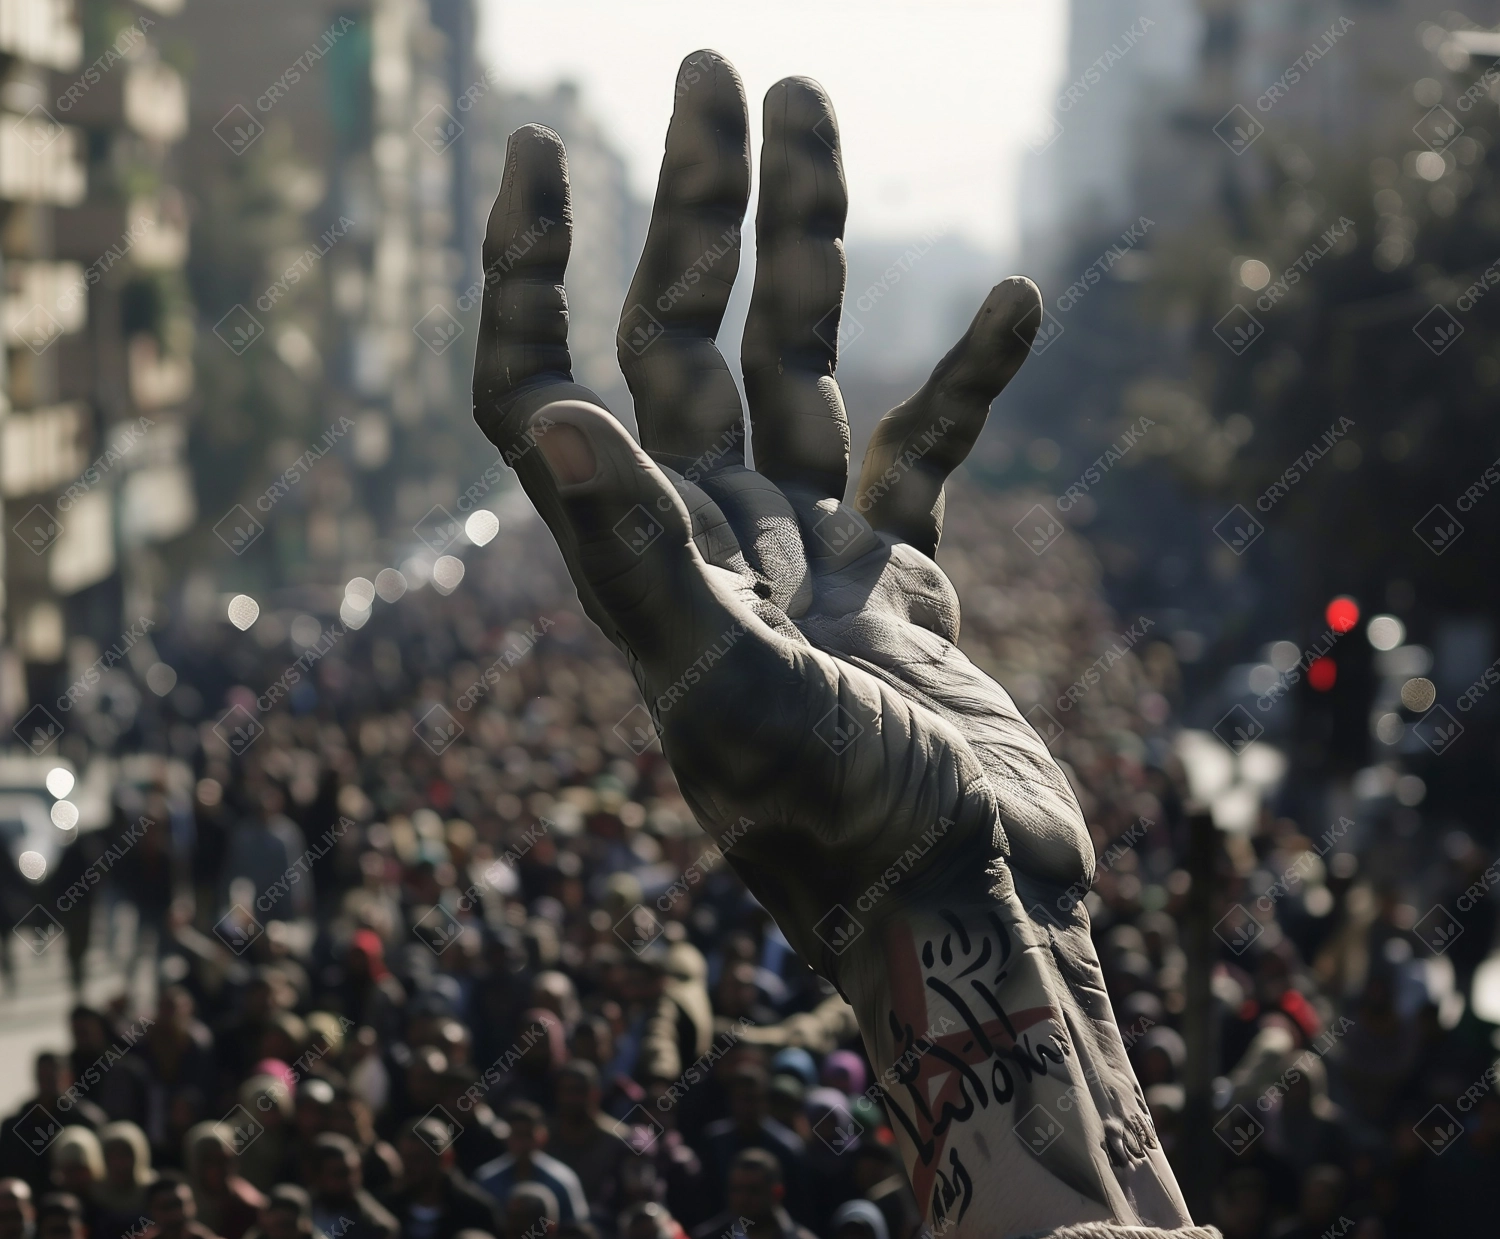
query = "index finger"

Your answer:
(473, 124), (600, 457)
